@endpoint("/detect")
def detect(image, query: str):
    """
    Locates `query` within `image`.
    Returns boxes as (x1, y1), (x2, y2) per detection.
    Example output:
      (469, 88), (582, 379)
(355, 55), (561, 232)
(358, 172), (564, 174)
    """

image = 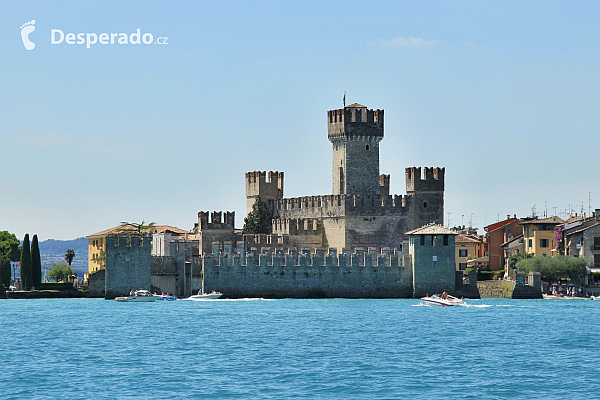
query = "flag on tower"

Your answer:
(343, 91), (346, 107)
